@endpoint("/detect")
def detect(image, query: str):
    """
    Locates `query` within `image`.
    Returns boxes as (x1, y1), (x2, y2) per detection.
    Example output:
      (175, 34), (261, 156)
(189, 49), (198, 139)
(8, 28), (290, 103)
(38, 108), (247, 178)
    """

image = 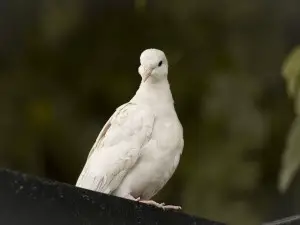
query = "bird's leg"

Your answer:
(124, 194), (181, 210)
(139, 199), (182, 210)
